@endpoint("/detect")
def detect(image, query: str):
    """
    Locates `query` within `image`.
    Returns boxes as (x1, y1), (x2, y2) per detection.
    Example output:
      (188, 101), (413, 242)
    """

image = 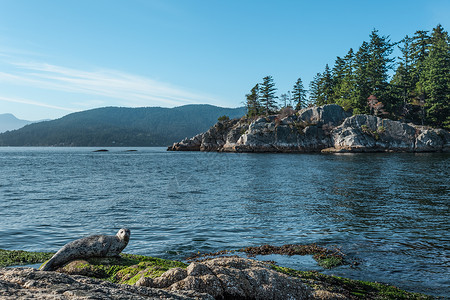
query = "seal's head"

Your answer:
(116, 228), (130, 243)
